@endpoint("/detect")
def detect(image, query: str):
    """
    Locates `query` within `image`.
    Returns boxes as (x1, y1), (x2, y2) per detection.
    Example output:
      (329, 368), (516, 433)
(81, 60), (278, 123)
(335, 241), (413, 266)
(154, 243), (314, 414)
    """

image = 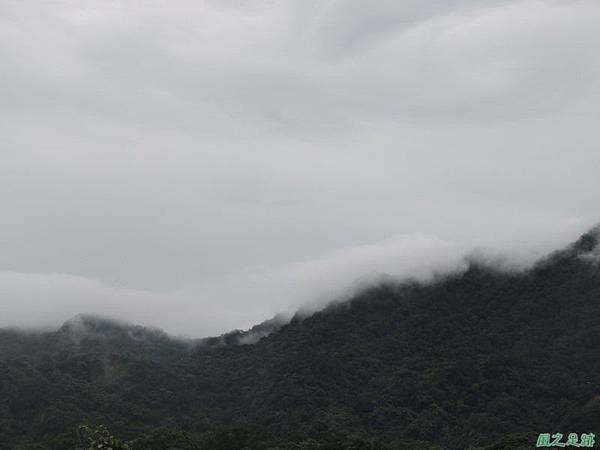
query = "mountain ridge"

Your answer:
(2, 227), (600, 449)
